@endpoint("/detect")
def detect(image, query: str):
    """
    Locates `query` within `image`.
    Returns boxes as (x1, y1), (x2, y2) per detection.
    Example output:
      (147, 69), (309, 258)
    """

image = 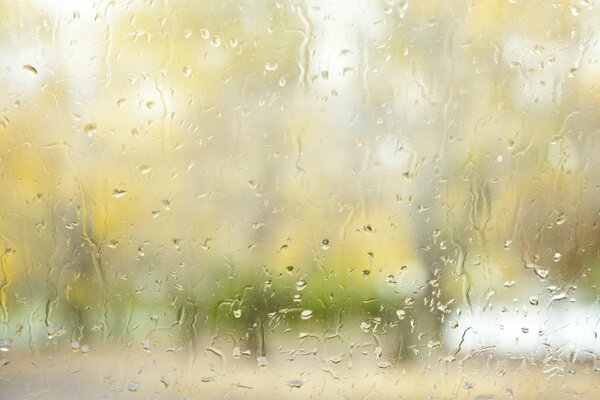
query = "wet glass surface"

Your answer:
(2, 0), (600, 398)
